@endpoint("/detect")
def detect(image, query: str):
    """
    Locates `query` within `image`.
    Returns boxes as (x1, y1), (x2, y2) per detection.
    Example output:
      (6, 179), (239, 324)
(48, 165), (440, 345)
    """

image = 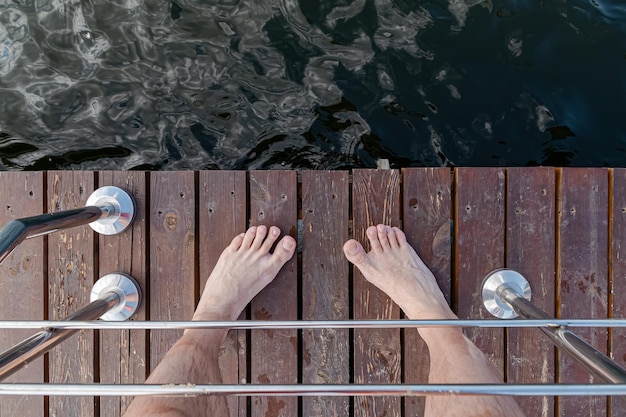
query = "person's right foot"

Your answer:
(343, 224), (456, 320)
